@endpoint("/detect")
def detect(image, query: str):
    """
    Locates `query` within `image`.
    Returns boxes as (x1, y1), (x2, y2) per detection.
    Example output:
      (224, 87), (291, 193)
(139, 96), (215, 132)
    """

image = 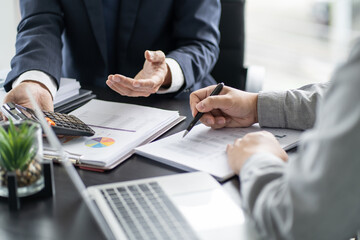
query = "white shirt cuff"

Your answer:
(157, 58), (185, 94)
(12, 70), (58, 99)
